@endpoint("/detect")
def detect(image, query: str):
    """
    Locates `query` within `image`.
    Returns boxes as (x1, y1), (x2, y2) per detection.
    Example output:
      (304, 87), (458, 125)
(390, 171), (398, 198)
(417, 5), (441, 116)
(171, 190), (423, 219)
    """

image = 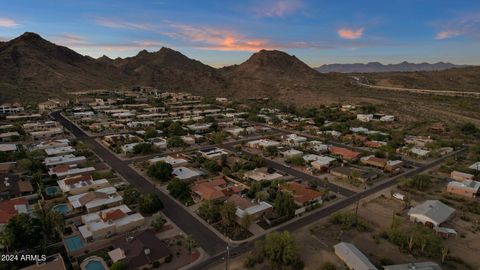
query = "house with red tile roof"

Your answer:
(280, 182), (323, 206)
(191, 178), (240, 202)
(328, 146), (361, 161)
(0, 197), (28, 226)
